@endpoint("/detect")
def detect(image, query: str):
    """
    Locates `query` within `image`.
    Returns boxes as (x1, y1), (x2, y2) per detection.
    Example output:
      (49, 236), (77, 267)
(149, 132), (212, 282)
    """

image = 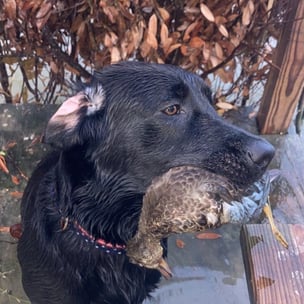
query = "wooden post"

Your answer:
(257, 0), (304, 134)
(241, 224), (304, 304)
